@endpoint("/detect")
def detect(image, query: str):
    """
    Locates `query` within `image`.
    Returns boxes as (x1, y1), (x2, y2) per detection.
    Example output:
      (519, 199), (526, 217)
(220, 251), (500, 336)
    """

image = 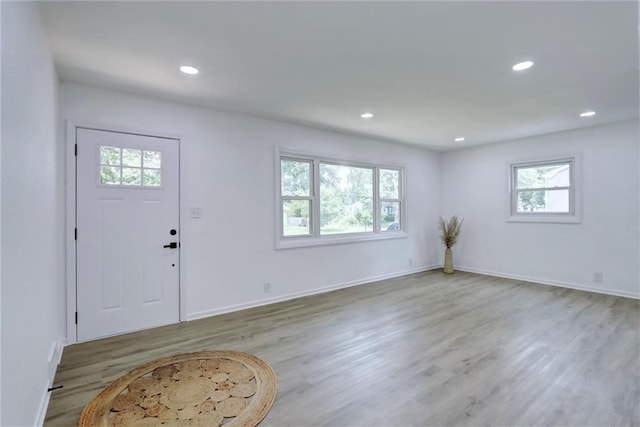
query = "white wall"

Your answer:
(60, 82), (441, 322)
(1, 2), (65, 426)
(440, 121), (639, 298)
(0, 2), (3, 423)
